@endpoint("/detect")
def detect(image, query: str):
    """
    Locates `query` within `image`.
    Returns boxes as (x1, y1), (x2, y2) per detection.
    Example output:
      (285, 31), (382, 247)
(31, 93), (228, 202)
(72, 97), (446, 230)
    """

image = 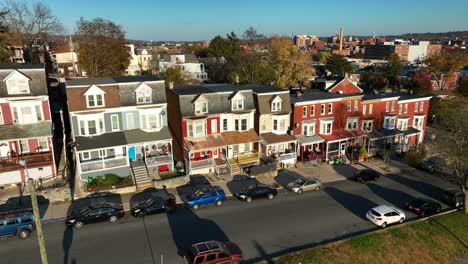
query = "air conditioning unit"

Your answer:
(13, 119), (19, 124)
